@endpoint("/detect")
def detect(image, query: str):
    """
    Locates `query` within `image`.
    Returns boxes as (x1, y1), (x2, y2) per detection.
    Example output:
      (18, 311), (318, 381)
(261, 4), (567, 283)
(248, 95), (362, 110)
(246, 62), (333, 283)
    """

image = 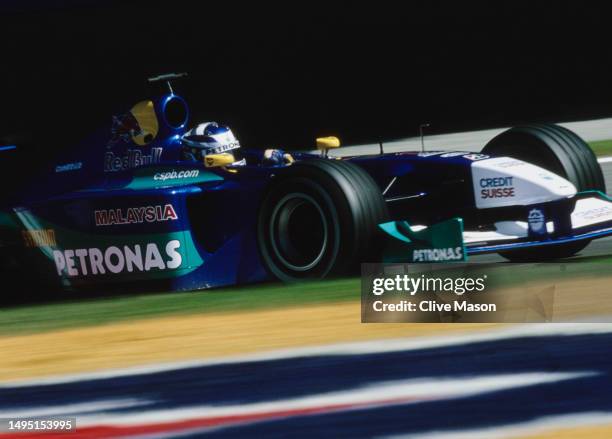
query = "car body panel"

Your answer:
(2, 92), (611, 291)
